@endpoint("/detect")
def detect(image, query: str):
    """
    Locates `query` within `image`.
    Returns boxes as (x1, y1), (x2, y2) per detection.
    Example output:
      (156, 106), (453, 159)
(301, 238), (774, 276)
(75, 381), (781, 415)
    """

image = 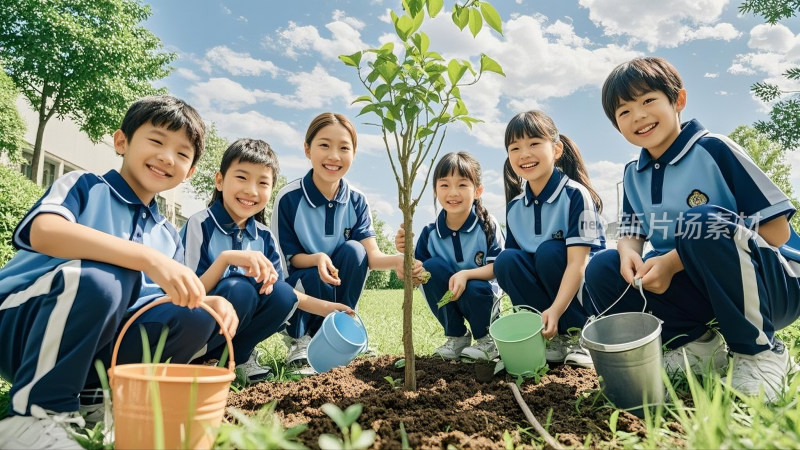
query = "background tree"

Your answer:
(188, 124), (287, 221)
(365, 212), (396, 290)
(340, 0), (504, 390)
(739, 0), (800, 150)
(0, 0), (175, 185)
(729, 125), (800, 231)
(0, 68), (26, 163)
